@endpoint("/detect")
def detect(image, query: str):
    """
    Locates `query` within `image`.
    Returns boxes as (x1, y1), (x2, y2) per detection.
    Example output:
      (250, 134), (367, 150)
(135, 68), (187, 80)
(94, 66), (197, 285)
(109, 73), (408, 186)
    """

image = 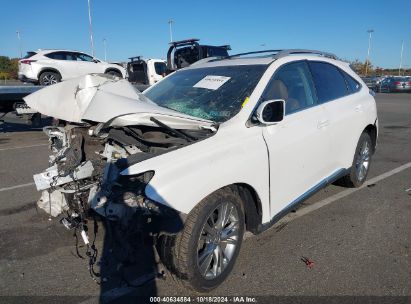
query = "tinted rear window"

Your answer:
(309, 62), (349, 103)
(23, 51), (36, 59)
